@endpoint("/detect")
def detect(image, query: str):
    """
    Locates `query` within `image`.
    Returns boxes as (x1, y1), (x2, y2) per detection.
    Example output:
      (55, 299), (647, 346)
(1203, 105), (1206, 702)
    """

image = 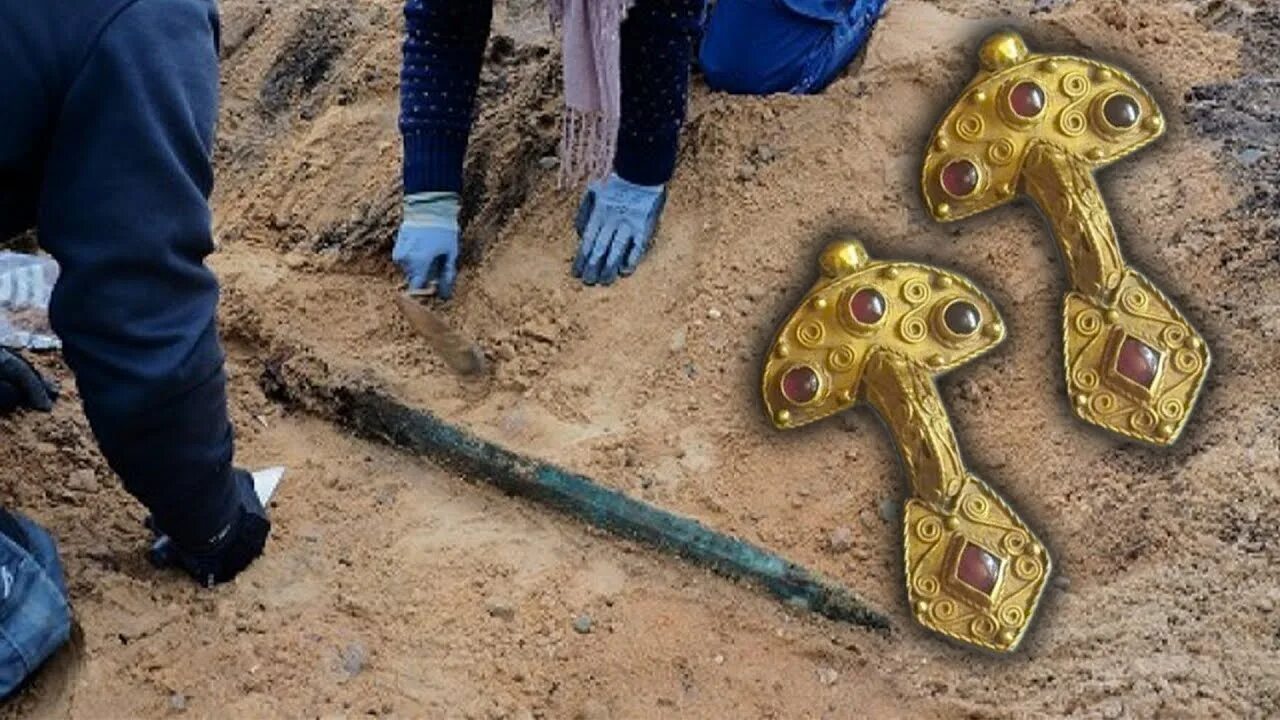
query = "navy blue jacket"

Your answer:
(0, 0), (239, 548)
